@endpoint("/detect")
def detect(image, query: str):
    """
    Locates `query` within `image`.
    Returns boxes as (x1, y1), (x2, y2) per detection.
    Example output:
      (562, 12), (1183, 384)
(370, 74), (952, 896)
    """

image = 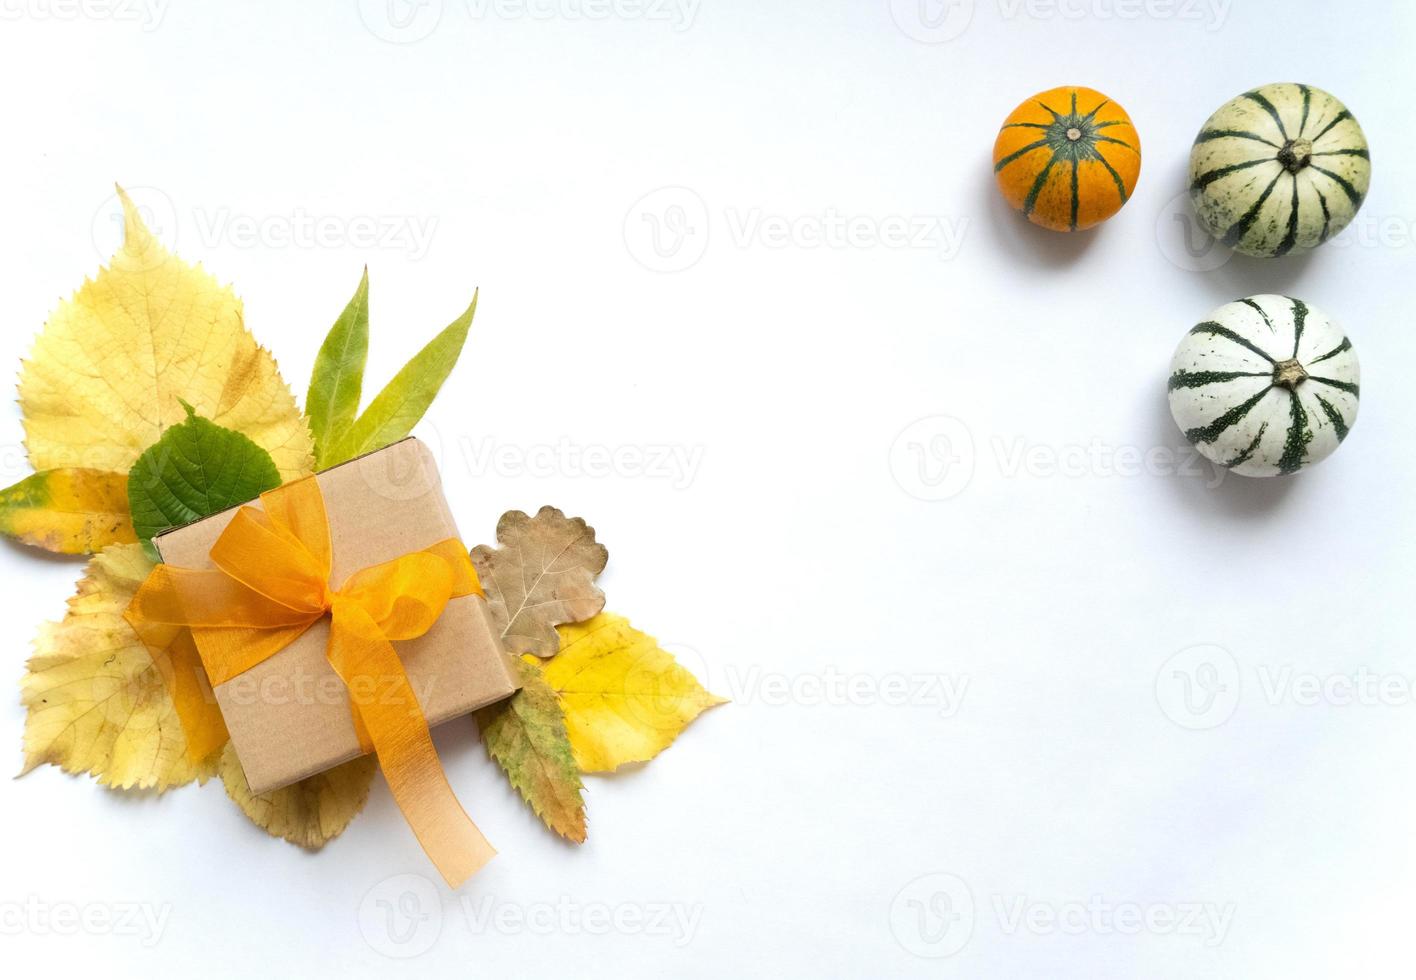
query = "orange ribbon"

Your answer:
(124, 476), (495, 887)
